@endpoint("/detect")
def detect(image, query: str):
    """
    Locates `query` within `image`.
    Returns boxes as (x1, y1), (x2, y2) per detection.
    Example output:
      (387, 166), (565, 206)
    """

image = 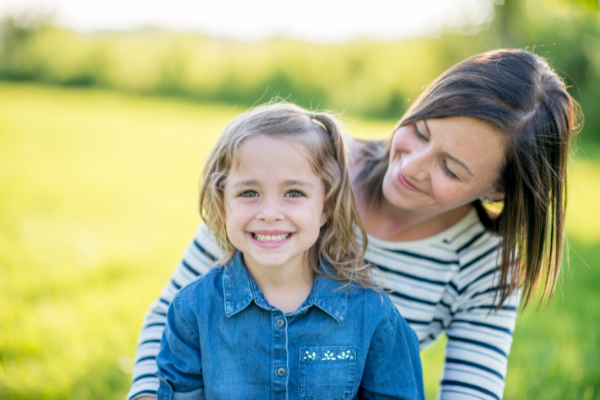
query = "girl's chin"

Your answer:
(248, 256), (296, 270)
